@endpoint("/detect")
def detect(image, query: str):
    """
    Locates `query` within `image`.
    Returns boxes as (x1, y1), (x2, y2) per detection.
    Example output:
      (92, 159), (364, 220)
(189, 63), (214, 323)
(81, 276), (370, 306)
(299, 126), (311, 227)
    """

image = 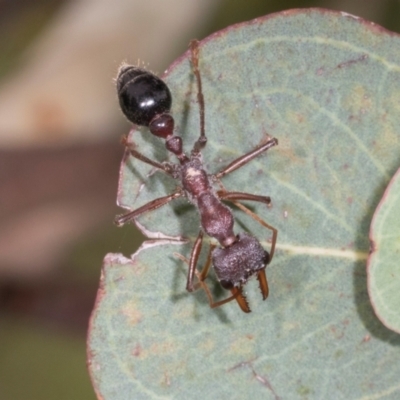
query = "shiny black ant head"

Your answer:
(212, 233), (269, 290)
(116, 65), (172, 127)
